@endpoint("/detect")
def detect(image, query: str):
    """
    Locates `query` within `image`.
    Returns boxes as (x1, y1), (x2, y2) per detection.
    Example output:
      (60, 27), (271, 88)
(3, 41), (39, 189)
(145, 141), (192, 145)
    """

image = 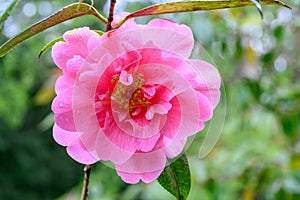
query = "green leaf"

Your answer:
(0, 0), (20, 33)
(158, 153), (191, 200)
(113, 0), (292, 29)
(0, 3), (108, 58)
(128, 0), (292, 18)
